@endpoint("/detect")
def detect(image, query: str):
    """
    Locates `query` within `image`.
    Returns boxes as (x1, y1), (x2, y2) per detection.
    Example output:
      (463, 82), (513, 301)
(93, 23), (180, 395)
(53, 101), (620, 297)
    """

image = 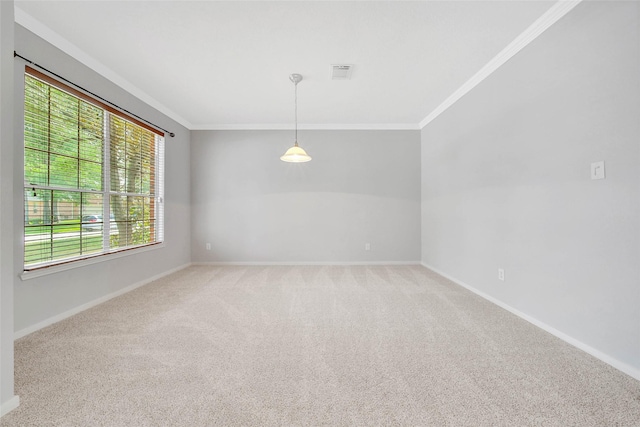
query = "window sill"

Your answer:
(20, 242), (165, 281)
